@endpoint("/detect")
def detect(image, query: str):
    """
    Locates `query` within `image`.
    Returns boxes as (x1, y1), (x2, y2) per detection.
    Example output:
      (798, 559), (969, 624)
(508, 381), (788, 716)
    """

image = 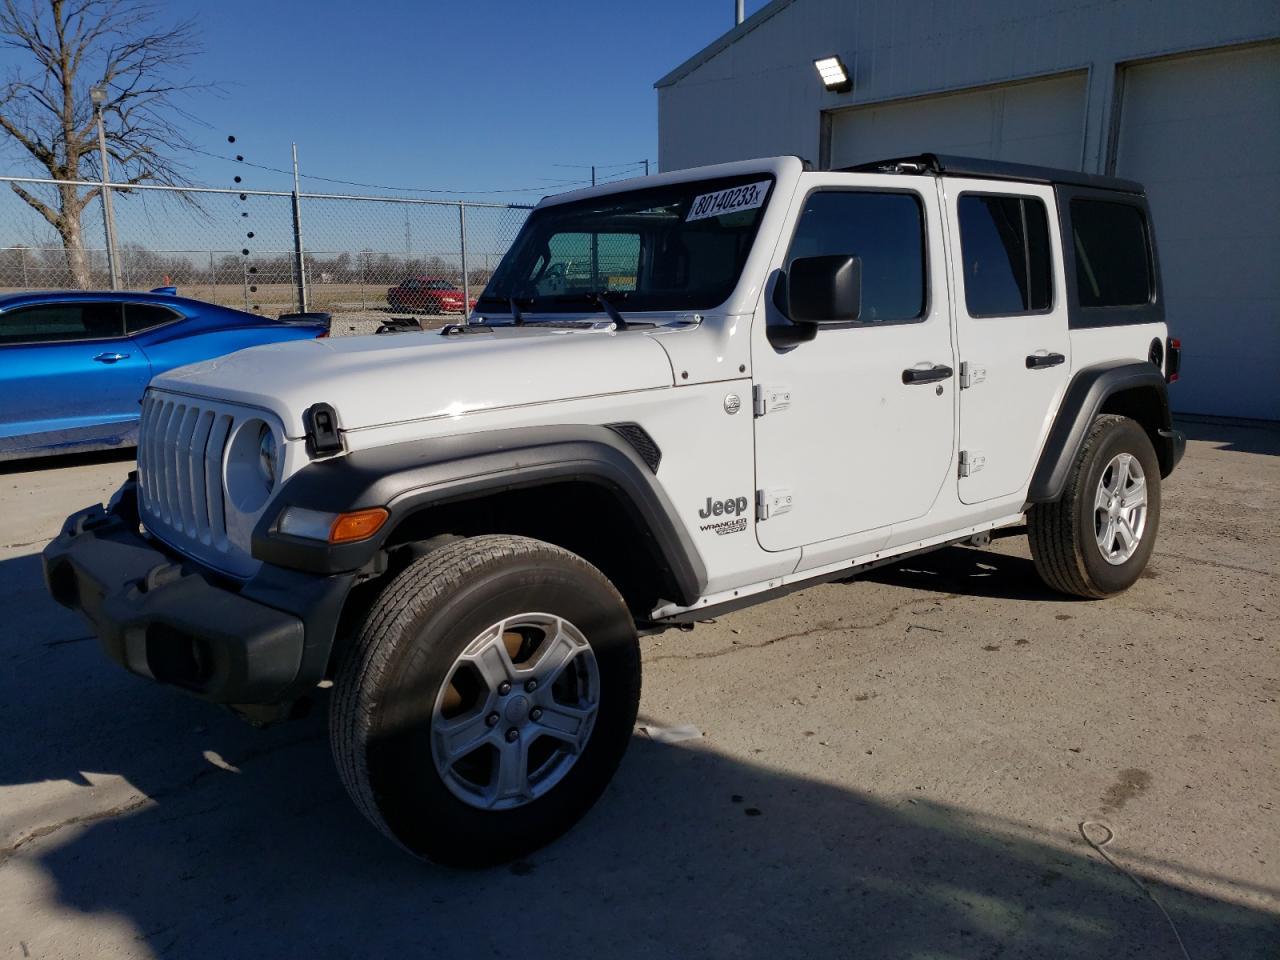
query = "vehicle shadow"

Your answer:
(0, 446), (135, 476)
(865, 544), (1072, 602)
(1175, 415), (1280, 457)
(2, 556), (1276, 958)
